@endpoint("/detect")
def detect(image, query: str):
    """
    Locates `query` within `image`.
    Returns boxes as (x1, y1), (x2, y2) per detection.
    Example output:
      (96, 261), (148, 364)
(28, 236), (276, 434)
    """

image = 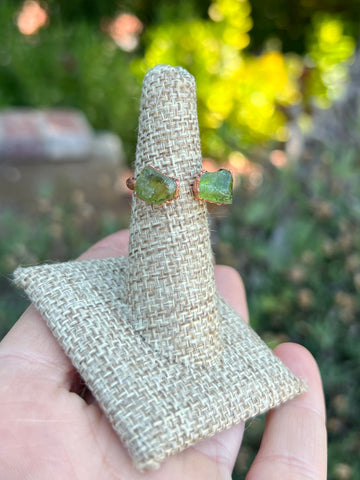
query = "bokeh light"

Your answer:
(16, 1), (48, 36)
(307, 14), (355, 107)
(270, 149), (288, 168)
(105, 13), (143, 52)
(132, 0), (303, 158)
